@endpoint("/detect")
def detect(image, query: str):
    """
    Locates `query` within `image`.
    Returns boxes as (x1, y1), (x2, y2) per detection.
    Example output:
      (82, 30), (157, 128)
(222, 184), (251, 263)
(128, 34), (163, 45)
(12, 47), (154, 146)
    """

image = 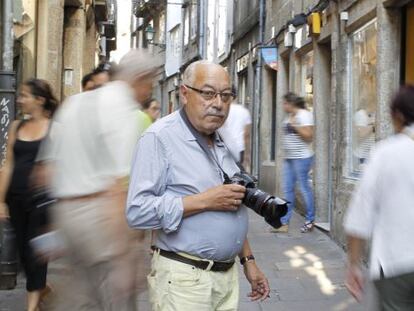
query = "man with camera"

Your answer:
(126, 61), (271, 310)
